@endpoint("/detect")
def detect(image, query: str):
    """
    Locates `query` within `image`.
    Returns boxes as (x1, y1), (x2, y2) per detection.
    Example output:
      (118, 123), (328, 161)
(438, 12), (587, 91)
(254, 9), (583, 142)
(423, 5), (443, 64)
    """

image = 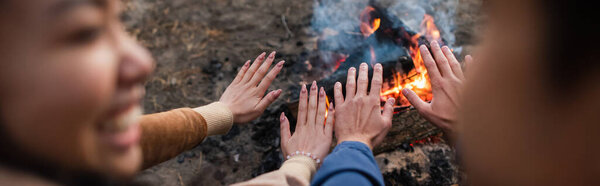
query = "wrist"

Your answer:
(337, 137), (373, 149)
(193, 102), (234, 135)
